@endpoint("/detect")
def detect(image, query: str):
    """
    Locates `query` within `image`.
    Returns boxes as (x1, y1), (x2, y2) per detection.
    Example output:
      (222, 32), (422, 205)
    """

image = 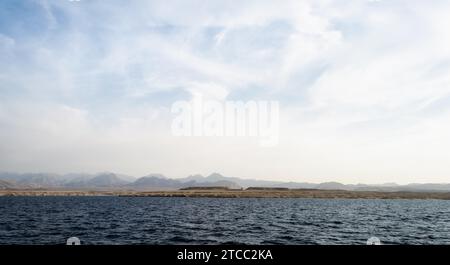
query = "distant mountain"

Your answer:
(179, 173), (278, 187)
(2, 171), (450, 192)
(178, 173), (315, 189)
(0, 172), (21, 182)
(128, 174), (180, 190)
(178, 174), (450, 192)
(88, 173), (129, 188)
(64, 173), (129, 189)
(0, 172), (59, 188)
(274, 181), (317, 189)
(15, 173), (61, 188)
(128, 174), (241, 190)
(0, 172), (131, 189)
(60, 173), (93, 183)
(0, 179), (15, 190)
(183, 179), (241, 190)
(112, 173), (137, 182)
(204, 173), (229, 182)
(182, 174), (207, 182)
(315, 182), (348, 190)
